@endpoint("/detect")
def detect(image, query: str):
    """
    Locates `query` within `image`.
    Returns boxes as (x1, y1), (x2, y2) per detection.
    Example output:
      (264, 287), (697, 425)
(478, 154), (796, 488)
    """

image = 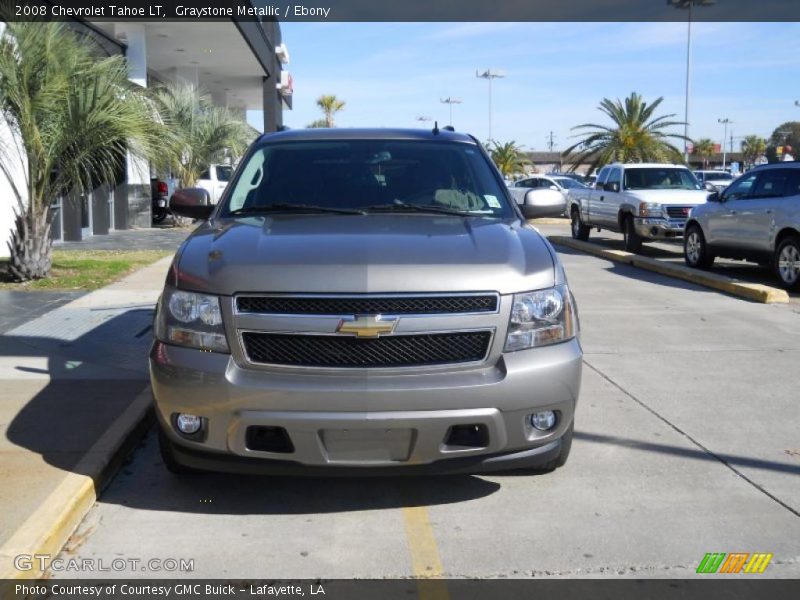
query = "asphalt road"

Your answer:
(53, 241), (800, 579)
